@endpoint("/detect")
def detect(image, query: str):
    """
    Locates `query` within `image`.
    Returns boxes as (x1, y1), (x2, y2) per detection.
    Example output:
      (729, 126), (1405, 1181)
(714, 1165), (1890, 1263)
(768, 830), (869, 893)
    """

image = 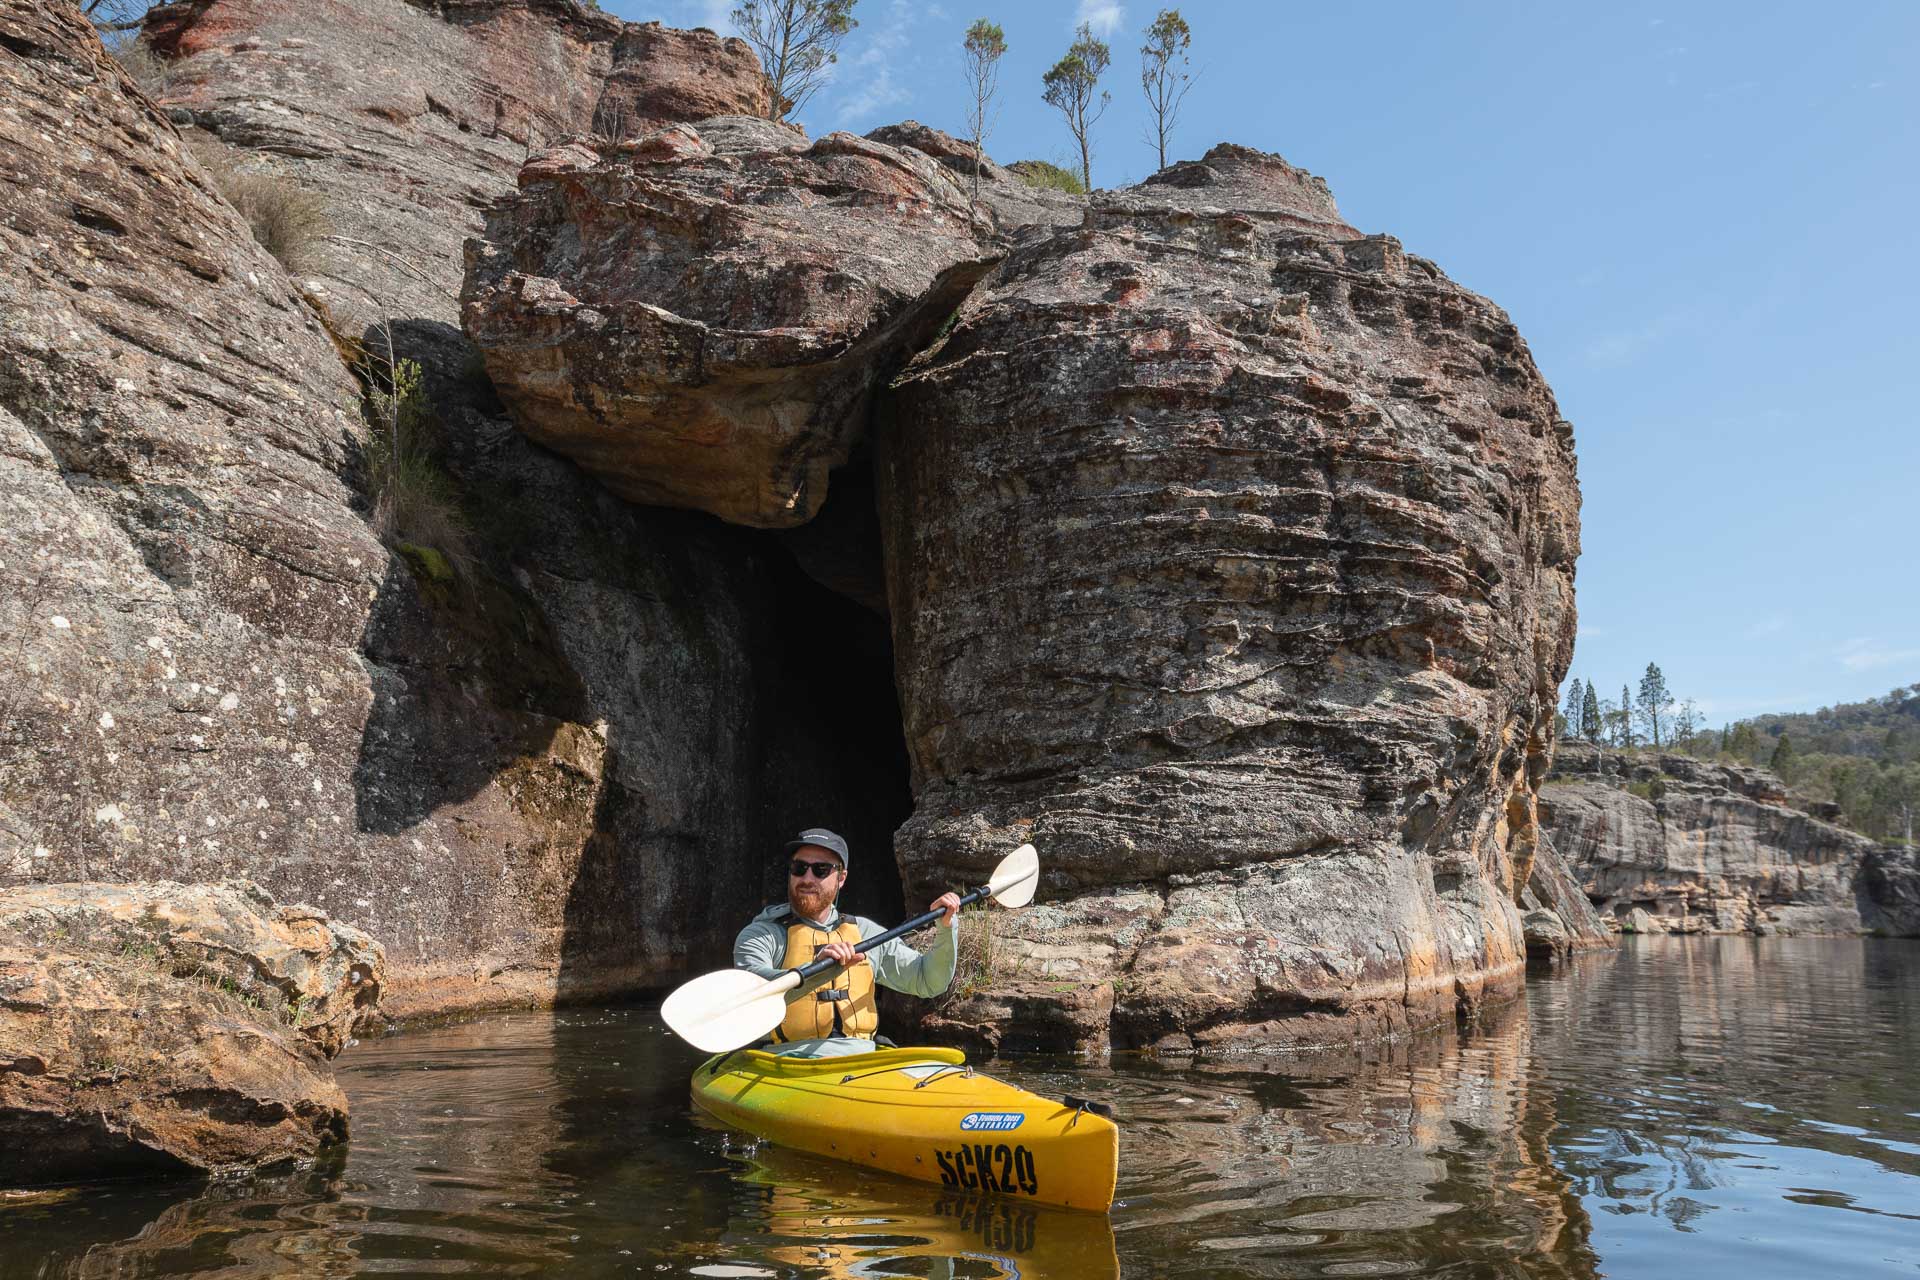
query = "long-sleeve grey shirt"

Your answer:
(733, 901), (958, 1000)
